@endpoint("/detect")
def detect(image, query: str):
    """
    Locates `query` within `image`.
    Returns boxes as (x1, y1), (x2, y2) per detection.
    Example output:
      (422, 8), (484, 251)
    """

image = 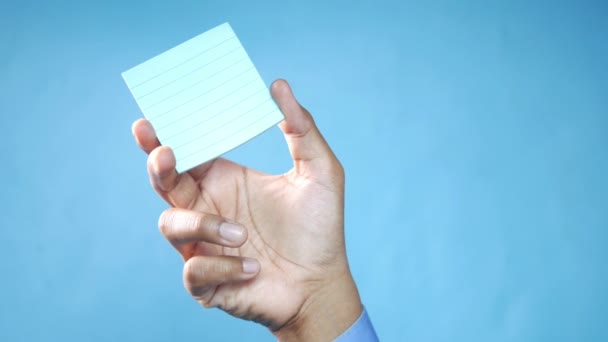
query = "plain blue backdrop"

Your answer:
(1, 0), (607, 341)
